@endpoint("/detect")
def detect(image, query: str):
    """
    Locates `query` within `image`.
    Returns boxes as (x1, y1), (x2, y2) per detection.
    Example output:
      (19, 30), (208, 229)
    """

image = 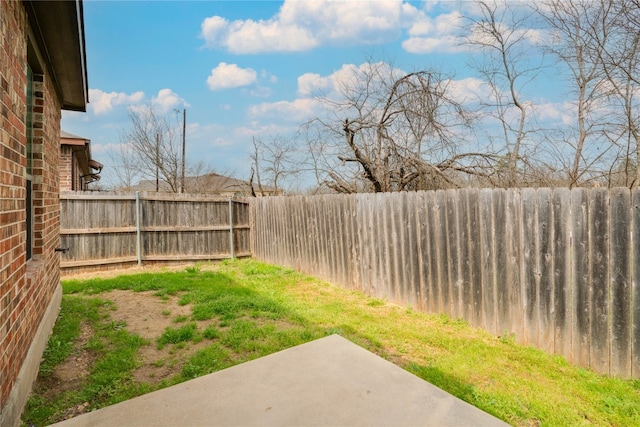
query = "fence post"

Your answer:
(136, 191), (142, 266)
(229, 197), (235, 259)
